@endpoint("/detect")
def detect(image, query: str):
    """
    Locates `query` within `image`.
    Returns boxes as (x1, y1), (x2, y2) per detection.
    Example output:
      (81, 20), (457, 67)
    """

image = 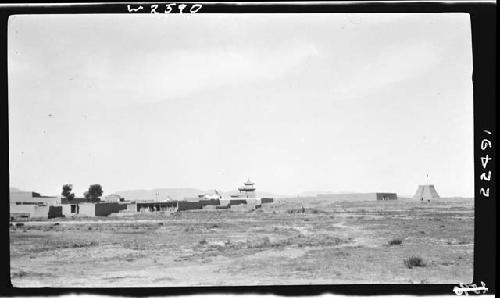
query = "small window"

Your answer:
(70, 205), (77, 213)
